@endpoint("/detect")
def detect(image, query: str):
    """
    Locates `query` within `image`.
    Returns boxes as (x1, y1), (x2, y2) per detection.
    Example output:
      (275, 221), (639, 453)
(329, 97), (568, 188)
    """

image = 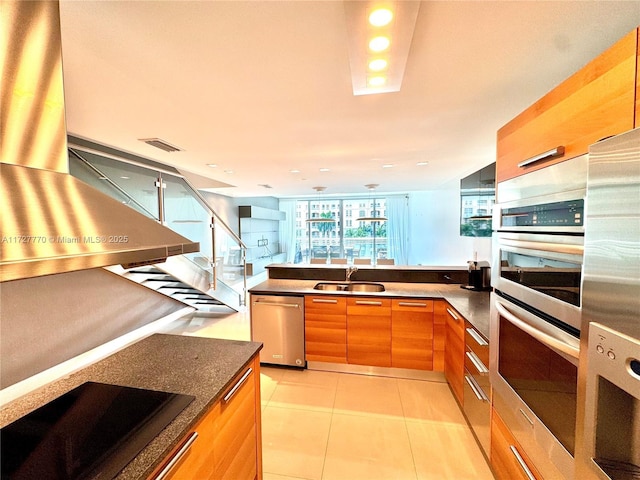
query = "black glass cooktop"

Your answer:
(1, 382), (195, 480)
